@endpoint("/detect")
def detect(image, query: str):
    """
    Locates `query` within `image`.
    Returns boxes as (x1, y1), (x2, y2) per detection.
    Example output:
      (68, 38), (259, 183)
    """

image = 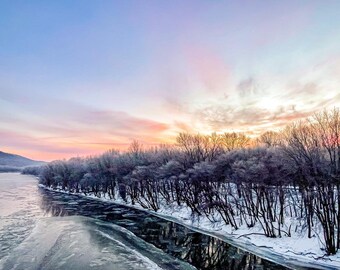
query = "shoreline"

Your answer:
(39, 184), (340, 270)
